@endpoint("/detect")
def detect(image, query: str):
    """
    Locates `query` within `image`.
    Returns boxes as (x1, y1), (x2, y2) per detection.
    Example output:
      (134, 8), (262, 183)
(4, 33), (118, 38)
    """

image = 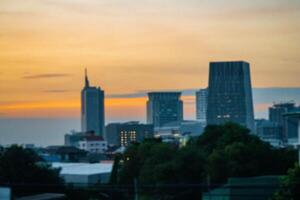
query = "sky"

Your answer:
(0, 0), (300, 122)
